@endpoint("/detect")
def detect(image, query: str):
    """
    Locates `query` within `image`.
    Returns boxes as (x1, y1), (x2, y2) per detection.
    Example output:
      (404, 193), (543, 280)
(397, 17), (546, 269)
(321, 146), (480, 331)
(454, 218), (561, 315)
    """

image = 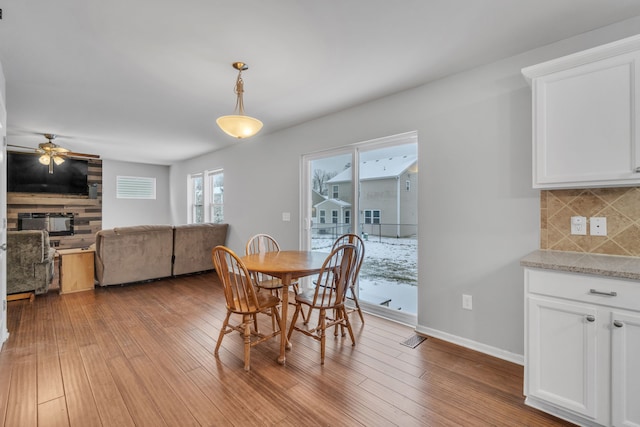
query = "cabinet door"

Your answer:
(611, 310), (640, 427)
(532, 51), (640, 188)
(527, 295), (599, 419)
